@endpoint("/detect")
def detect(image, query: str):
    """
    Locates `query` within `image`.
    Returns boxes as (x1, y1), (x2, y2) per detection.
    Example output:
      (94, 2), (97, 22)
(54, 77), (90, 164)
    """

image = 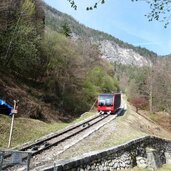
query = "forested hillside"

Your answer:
(43, 2), (157, 61)
(116, 58), (171, 114)
(43, 2), (171, 114)
(0, 0), (170, 122)
(0, 0), (119, 121)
